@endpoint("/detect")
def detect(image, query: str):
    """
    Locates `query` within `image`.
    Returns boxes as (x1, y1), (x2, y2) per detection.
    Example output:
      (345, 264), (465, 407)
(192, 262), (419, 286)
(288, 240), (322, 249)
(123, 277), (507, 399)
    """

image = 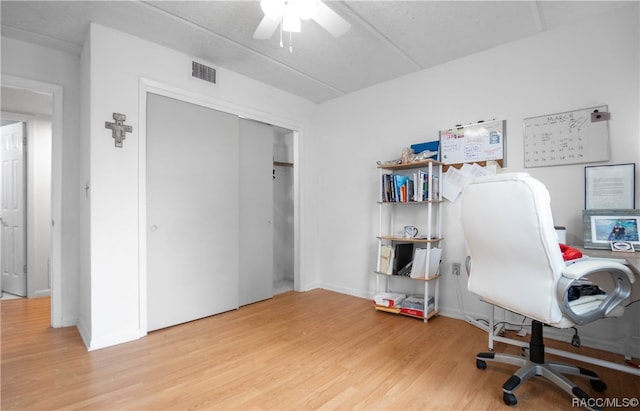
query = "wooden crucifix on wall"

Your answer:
(105, 112), (132, 148)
